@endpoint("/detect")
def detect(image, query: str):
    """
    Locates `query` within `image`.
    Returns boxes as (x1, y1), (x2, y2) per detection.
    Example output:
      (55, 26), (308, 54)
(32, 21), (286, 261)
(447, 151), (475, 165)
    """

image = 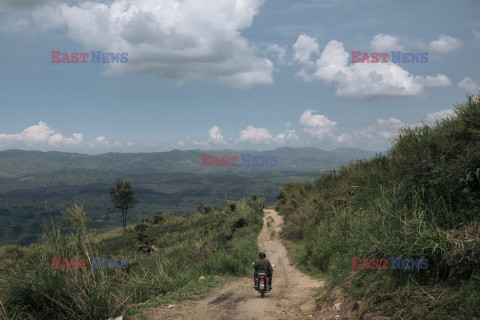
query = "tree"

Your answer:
(109, 179), (140, 231)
